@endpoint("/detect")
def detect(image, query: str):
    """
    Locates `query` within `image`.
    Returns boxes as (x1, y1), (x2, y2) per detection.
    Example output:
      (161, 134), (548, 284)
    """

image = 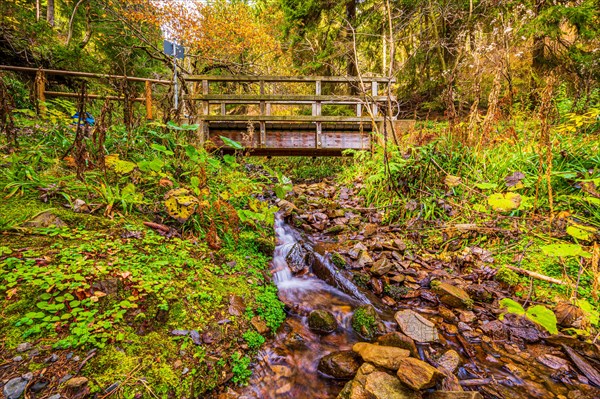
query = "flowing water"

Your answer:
(239, 215), (369, 399)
